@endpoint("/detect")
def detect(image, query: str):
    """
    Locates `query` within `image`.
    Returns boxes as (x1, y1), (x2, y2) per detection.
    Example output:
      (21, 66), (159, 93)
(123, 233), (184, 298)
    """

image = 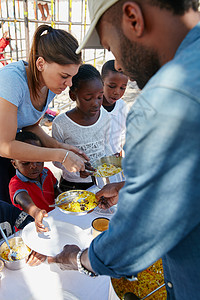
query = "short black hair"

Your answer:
(108, 0), (199, 22)
(16, 131), (42, 146)
(148, 0), (199, 14)
(70, 64), (102, 92)
(101, 60), (118, 80)
(101, 59), (126, 81)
